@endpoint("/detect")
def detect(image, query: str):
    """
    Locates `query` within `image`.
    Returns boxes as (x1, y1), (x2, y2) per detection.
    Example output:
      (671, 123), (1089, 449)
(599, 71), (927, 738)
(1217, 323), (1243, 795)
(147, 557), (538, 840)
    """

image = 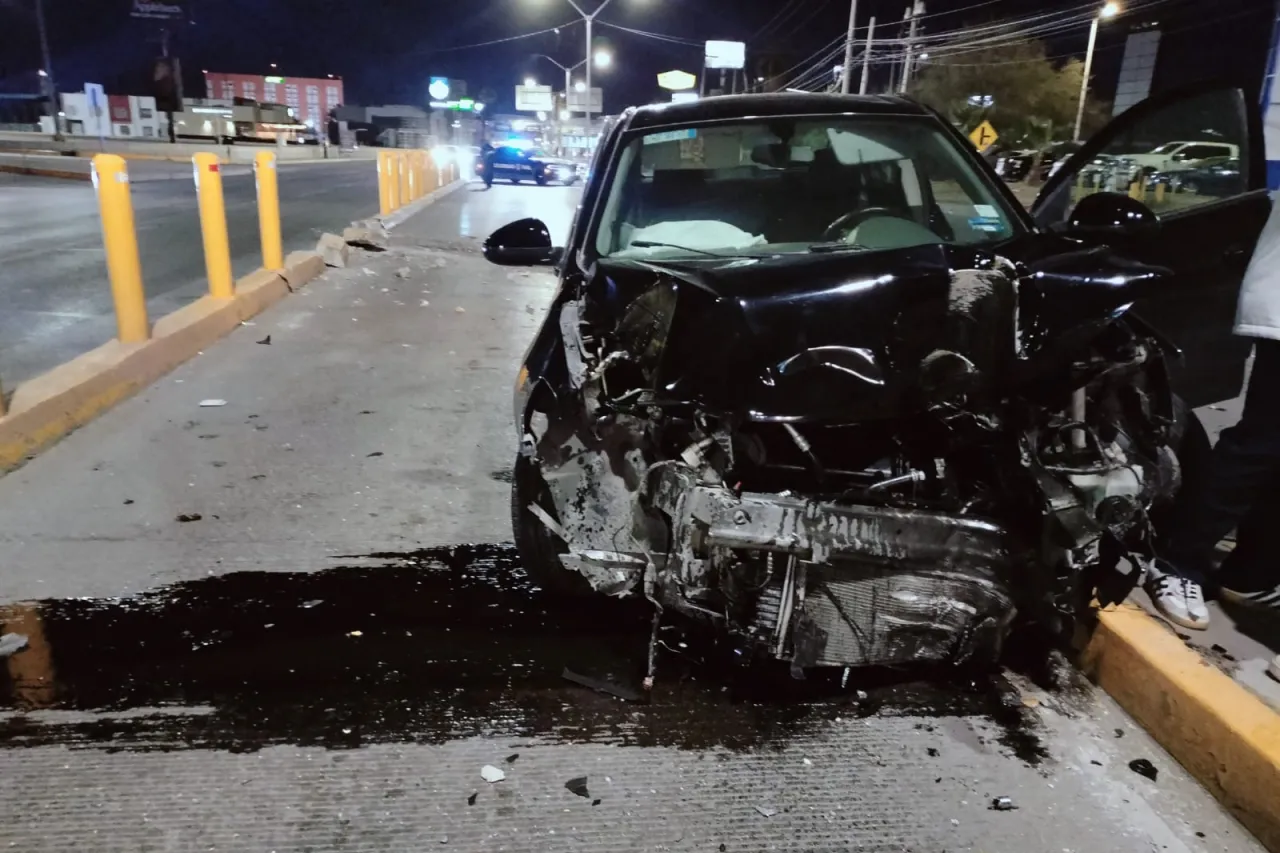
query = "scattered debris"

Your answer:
(257, 335), (272, 345)
(467, 792), (478, 806)
(927, 747), (939, 757)
(176, 513), (202, 523)
(989, 796), (1017, 811)
(199, 399), (227, 408)
(367, 451), (385, 458)
(455, 306), (466, 313)
(250, 474), (267, 481)
(1209, 643), (1236, 662)
(1128, 758), (1158, 782)
(1268, 655), (1280, 684)
(1090, 759), (1103, 766)
(719, 845), (726, 852)
(439, 834), (448, 844)
(480, 765), (506, 784)
(301, 600), (323, 609)
(591, 799), (601, 806)
(396, 267), (412, 279)
(420, 299), (430, 307)
(347, 630), (364, 638)
(754, 805), (777, 818)
(1196, 832), (1206, 839)
(565, 776), (590, 798)
(1114, 728), (1125, 738)
(562, 667), (644, 702)
(359, 410), (375, 415)
(0, 634), (29, 658)
(1021, 696), (1041, 709)
(1207, 404), (1227, 411)
(505, 753), (519, 764)
(123, 499), (135, 505)
(802, 758), (813, 767)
